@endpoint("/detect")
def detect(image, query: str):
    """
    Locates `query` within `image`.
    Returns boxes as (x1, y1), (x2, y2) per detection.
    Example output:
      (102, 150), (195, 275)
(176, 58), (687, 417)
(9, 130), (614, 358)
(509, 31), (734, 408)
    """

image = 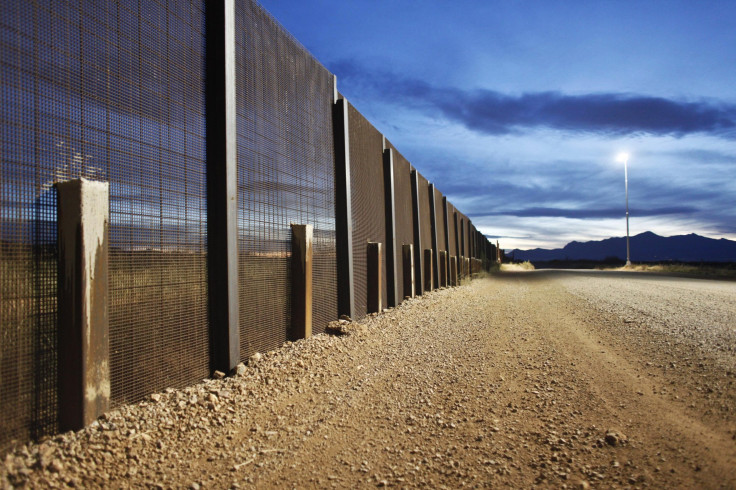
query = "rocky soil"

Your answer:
(3, 271), (736, 488)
